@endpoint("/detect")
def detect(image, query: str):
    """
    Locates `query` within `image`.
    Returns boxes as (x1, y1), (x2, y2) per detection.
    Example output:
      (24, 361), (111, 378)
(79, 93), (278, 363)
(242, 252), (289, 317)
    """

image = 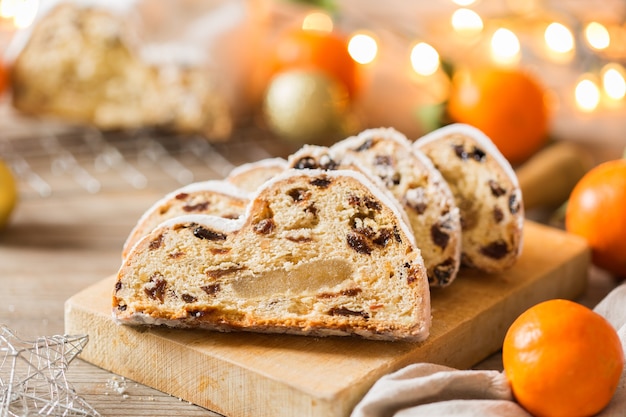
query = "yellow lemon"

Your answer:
(0, 159), (17, 229)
